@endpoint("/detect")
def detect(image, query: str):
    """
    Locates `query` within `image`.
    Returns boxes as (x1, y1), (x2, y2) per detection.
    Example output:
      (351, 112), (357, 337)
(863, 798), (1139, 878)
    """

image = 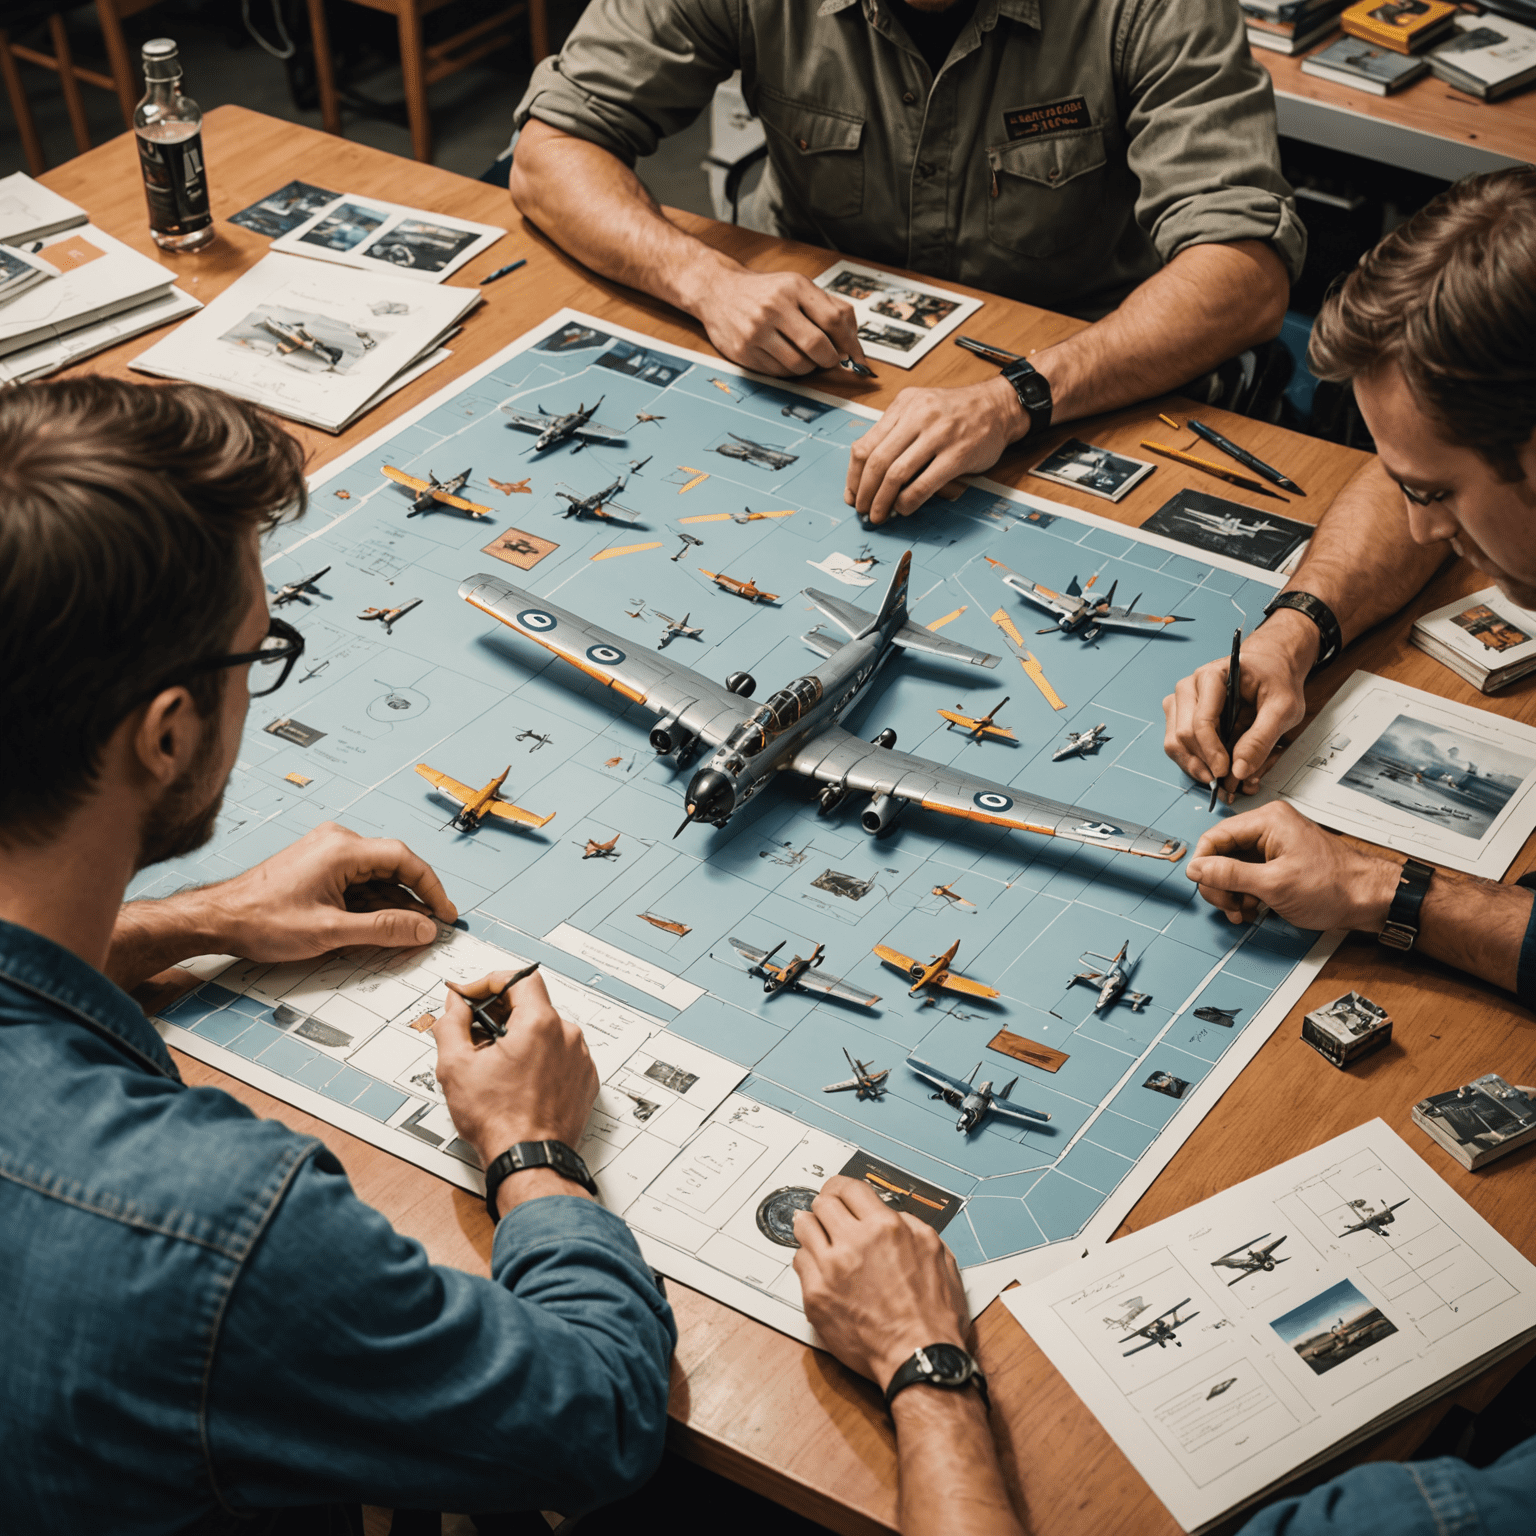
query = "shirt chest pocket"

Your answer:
(757, 91), (865, 221)
(986, 127), (1107, 259)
